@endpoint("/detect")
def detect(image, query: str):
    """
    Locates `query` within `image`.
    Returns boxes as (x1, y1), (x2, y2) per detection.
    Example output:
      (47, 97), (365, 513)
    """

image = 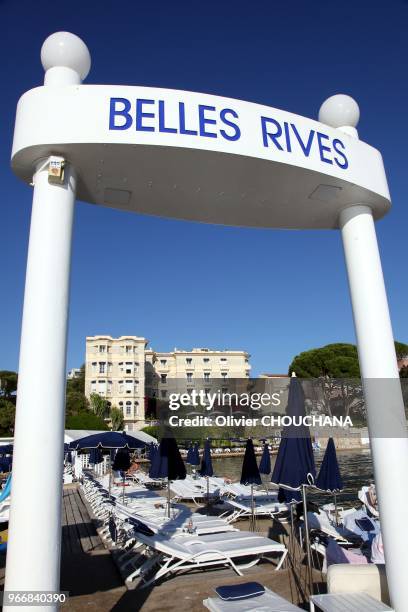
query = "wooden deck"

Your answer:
(62, 485), (104, 554)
